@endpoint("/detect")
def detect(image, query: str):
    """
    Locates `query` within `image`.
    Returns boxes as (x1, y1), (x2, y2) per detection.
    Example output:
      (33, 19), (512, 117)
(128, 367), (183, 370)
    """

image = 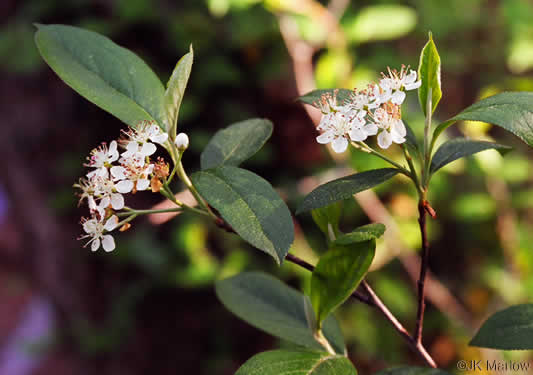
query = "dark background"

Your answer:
(1, 0), (533, 374)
